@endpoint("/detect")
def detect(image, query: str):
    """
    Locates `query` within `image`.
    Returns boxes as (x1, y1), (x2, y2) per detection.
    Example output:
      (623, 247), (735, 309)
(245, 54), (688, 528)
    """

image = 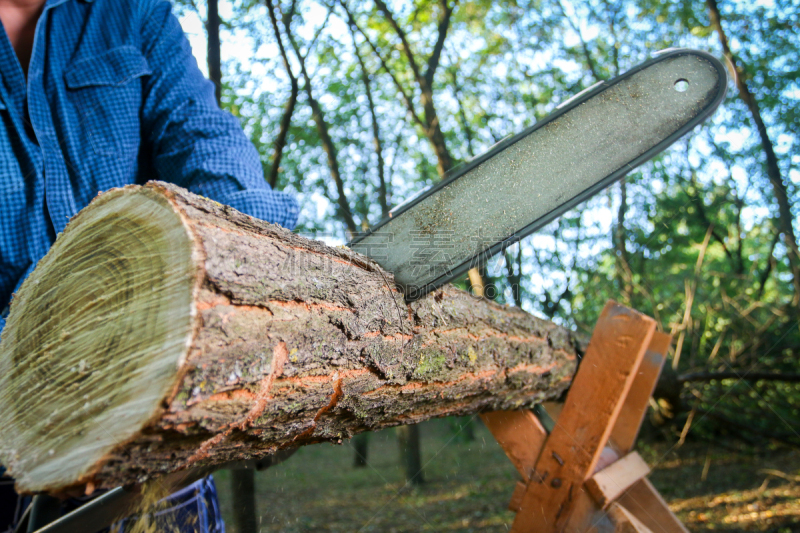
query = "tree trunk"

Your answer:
(229, 469), (257, 533)
(206, 0), (222, 105)
(348, 23), (390, 220)
(614, 178), (632, 305)
(281, 14), (358, 237)
(0, 182), (580, 495)
(396, 425), (424, 486)
(706, 0), (800, 302)
(352, 433), (369, 467)
(267, 76), (298, 190)
(266, 0), (300, 190)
